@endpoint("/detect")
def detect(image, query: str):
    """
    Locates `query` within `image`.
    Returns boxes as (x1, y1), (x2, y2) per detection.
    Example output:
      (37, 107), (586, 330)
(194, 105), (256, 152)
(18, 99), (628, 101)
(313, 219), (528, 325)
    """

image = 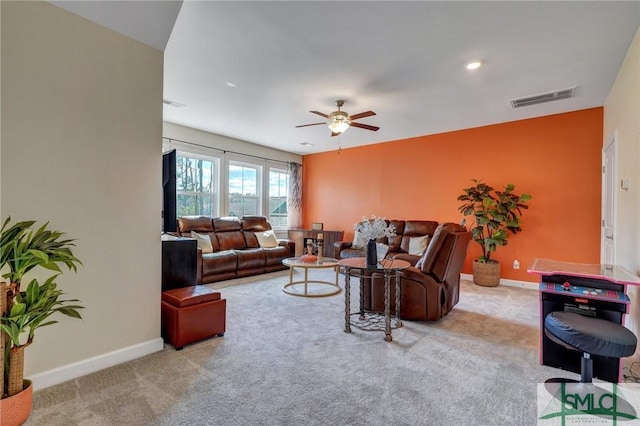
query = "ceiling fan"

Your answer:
(295, 100), (379, 137)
